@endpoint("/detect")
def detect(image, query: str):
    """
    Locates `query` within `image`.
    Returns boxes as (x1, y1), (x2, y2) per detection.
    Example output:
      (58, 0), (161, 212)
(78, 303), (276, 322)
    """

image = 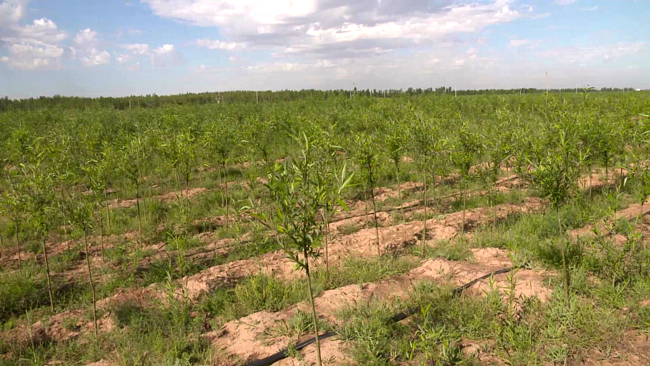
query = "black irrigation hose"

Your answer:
(245, 330), (338, 366)
(244, 266), (515, 366)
